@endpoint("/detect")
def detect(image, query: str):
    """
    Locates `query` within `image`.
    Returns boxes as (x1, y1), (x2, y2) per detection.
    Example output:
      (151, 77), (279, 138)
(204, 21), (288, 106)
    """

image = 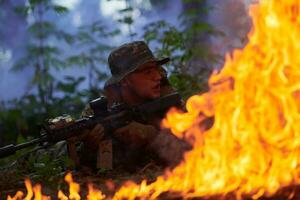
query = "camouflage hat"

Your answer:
(104, 41), (170, 87)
